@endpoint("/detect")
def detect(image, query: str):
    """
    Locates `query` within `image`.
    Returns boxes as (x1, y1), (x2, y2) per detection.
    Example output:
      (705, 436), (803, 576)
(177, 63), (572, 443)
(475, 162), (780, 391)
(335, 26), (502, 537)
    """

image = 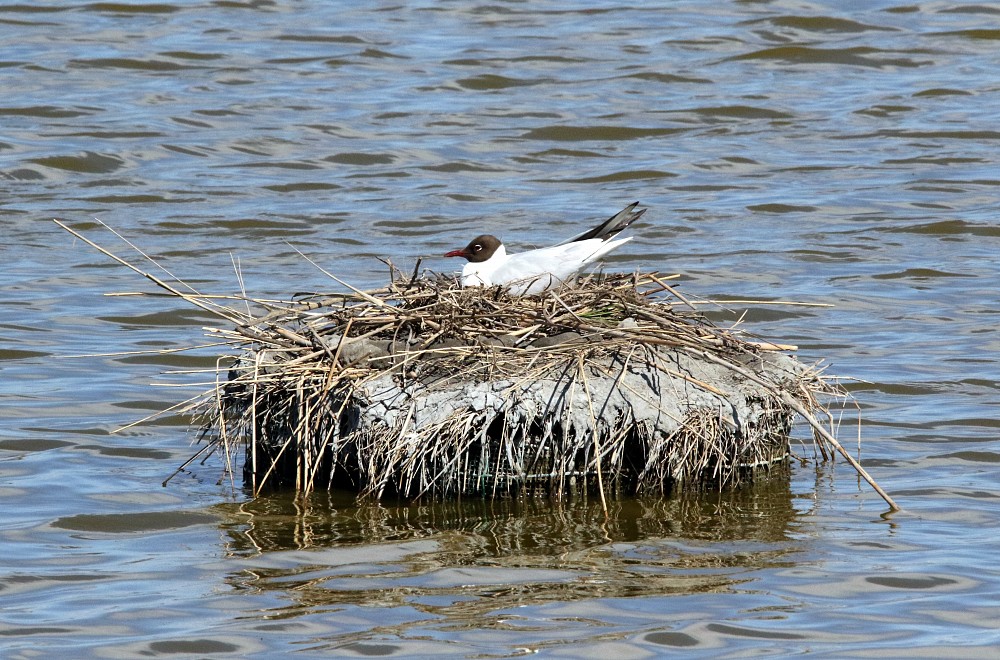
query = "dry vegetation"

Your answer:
(204, 270), (808, 497)
(54, 220), (899, 510)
